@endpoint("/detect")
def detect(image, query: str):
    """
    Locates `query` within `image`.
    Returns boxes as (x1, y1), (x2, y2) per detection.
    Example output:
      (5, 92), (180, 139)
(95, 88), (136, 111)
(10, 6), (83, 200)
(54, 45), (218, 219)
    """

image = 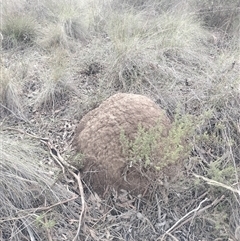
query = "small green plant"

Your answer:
(120, 114), (195, 171)
(120, 123), (161, 168)
(36, 213), (56, 229)
(159, 113), (195, 169)
(208, 160), (235, 185)
(70, 152), (86, 169)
